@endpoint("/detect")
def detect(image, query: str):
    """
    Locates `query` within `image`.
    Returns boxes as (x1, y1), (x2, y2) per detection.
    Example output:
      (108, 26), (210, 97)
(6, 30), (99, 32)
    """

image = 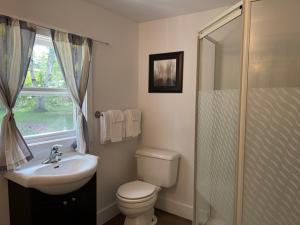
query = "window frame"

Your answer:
(19, 88), (77, 145)
(20, 30), (77, 146)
